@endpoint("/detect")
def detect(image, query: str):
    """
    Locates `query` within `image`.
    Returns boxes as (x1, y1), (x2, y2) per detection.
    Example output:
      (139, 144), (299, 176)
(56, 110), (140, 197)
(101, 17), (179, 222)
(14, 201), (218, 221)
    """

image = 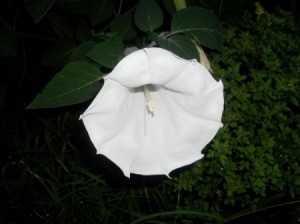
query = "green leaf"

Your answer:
(171, 7), (222, 50)
(158, 34), (199, 60)
(134, 0), (163, 32)
(25, 0), (56, 23)
(68, 41), (97, 63)
(90, 0), (114, 26)
(27, 61), (102, 108)
(87, 41), (124, 68)
(110, 14), (136, 40)
(0, 22), (16, 57)
(41, 41), (76, 66)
